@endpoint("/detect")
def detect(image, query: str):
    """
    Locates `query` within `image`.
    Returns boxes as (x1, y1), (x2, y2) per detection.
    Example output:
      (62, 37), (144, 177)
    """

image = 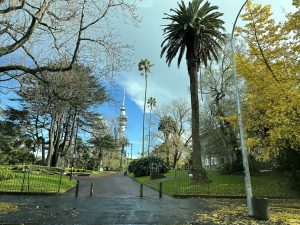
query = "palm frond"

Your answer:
(161, 0), (225, 68)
